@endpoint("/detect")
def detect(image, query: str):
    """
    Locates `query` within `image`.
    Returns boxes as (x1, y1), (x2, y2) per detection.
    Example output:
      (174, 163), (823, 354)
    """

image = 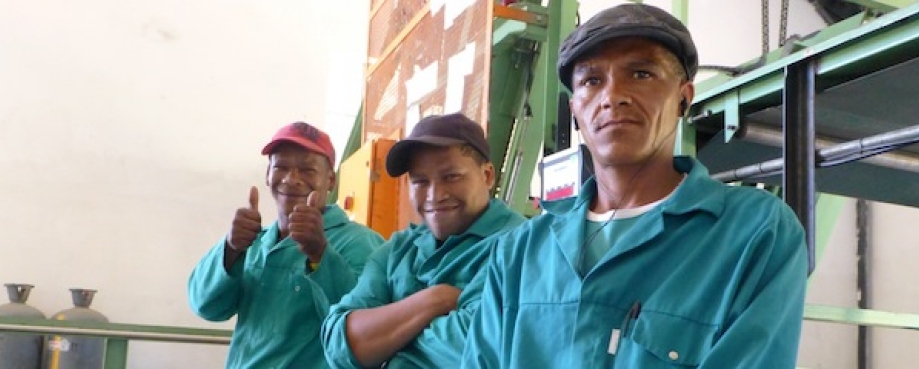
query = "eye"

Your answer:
(410, 178), (430, 186)
(579, 75), (601, 87)
(444, 173), (462, 182)
(633, 70), (652, 79)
